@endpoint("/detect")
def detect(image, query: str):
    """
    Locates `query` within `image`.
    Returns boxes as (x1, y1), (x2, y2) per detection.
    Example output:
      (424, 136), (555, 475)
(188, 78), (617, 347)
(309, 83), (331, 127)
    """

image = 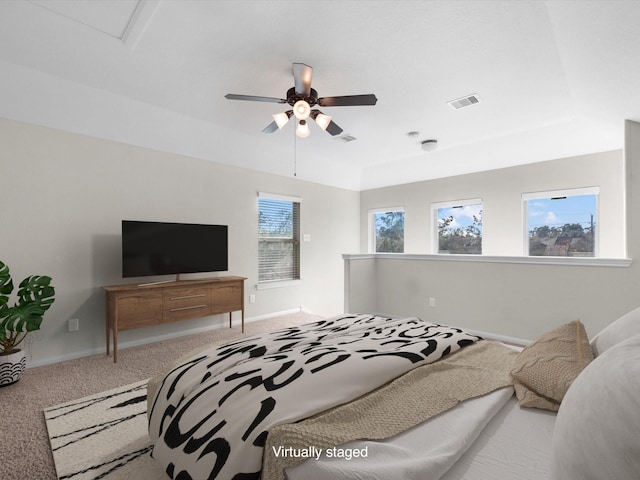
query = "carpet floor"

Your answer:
(0, 312), (322, 480)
